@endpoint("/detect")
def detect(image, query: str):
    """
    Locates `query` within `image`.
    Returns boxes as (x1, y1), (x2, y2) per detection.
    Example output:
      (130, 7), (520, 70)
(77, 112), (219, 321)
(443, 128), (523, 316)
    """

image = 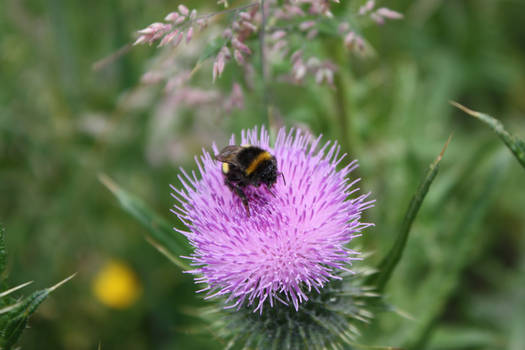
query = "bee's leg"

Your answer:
(225, 180), (251, 217)
(279, 172), (286, 186)
(265, 185), (276, 198)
